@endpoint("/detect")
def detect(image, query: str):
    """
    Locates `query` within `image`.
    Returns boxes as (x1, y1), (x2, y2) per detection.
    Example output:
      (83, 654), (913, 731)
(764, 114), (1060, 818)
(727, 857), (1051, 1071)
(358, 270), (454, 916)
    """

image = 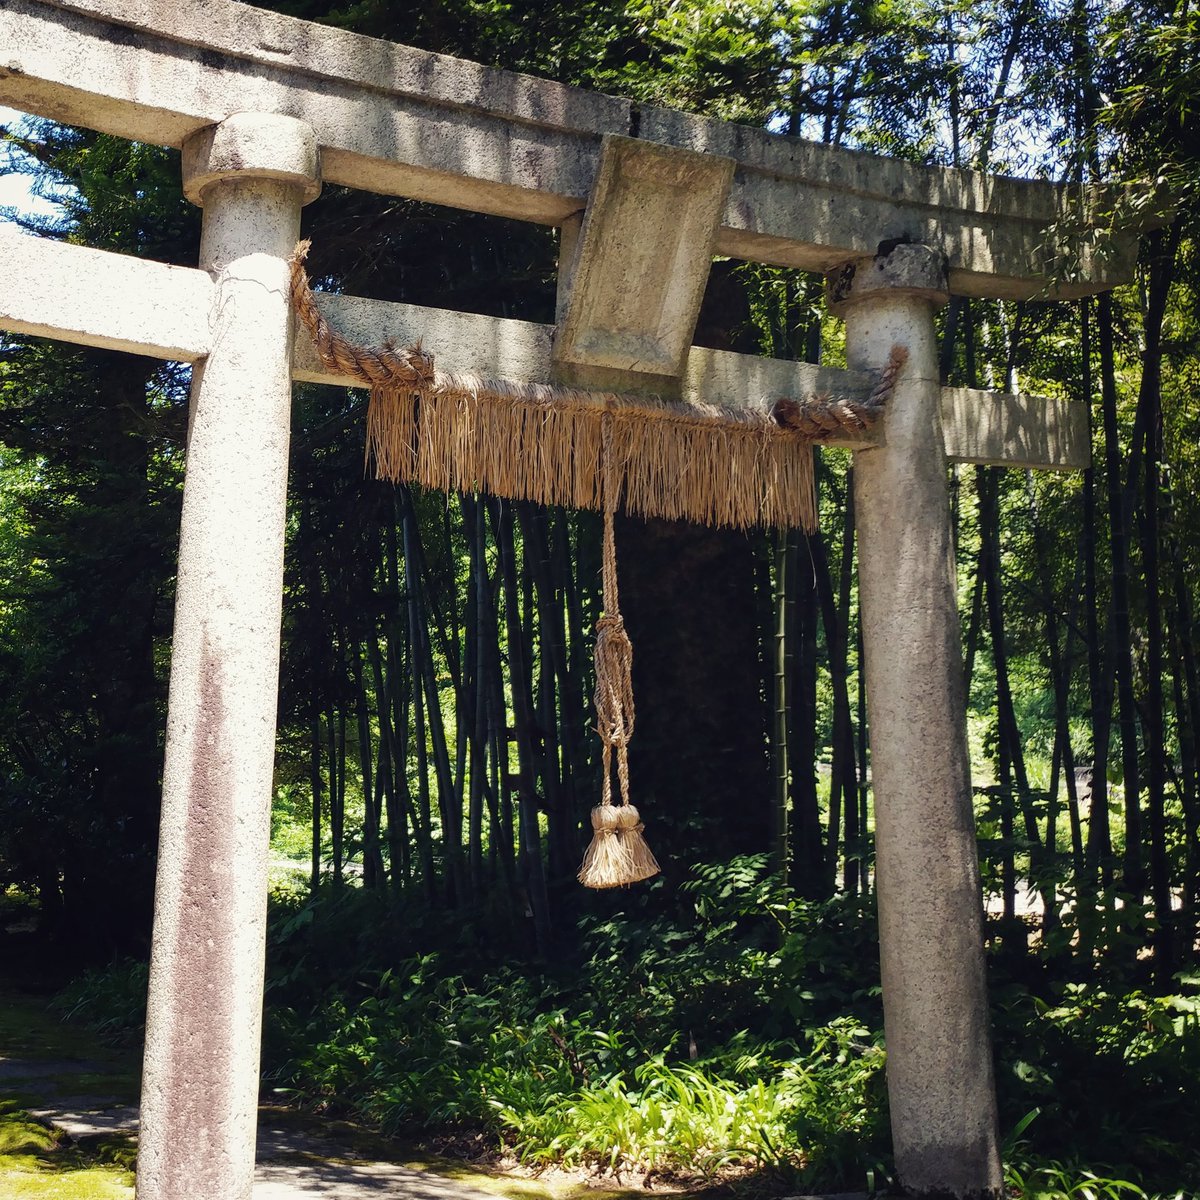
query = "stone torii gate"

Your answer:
(0, 2), (1134, 1198)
